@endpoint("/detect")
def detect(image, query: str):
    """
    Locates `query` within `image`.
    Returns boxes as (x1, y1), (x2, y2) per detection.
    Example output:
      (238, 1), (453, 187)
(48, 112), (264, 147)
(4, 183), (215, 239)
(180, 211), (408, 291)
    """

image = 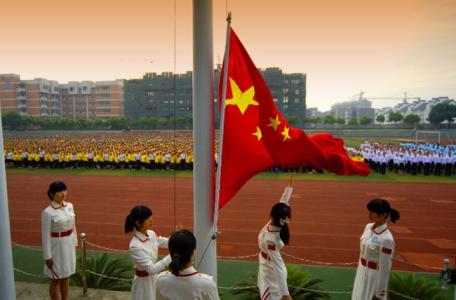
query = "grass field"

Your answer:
(6, 167), (456, 184)
(12, 245), (455, 300)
